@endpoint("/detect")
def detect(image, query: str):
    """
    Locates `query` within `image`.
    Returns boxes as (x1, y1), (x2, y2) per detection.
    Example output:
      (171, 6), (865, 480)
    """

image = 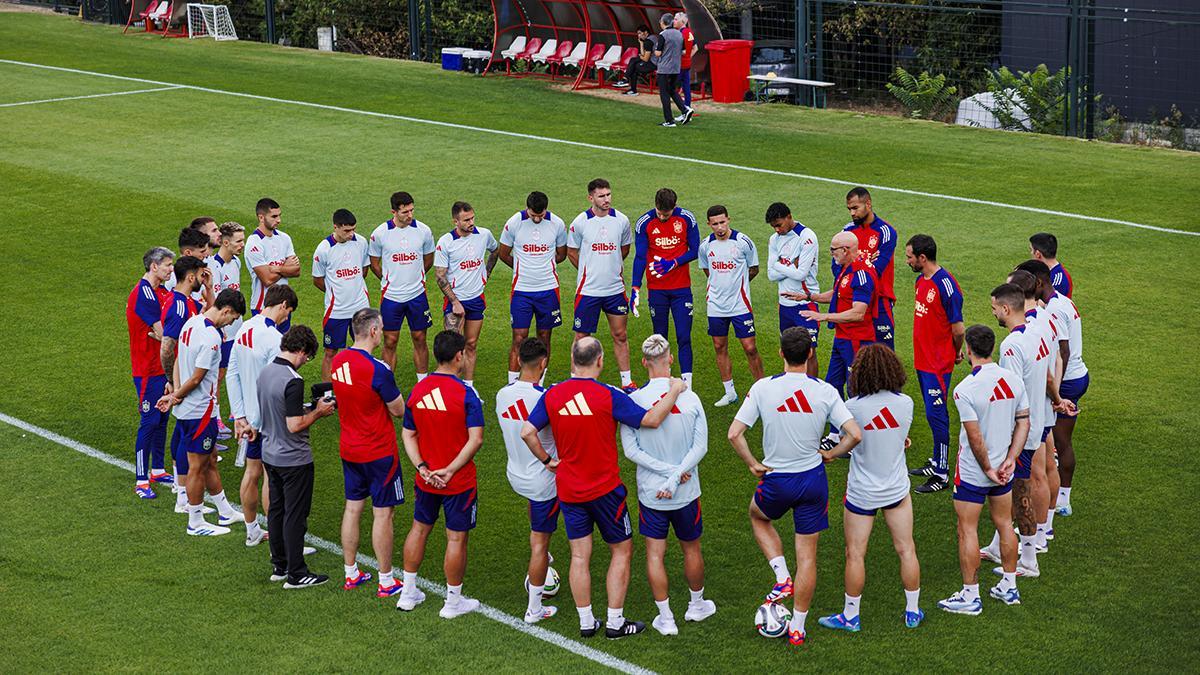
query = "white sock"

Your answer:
(527, 583), (544, 614)
(620, 370), (632, 386)
(465, 380), (474, 389)
(1035, 524), (1048, 548)
(416, 372), (428, 382)
(1058, 486), (1071, 506)
(963, 583), (980, 601)
(344, 563), (359, 579)
(722, 380), (735, 396)
(789, 610), (807, 635)
(211, 490), (237, 518)
(447, 583), (463, 603)
(768, 555), (790, 583)
(606, 607), (625, 629)
(681, 372), (693, 389)
(175, 483), (188, 506)
(655, 599), (672, 620)
(1018, 535), (1038, 568)
(577, 604), (595, 629)
(987, 530), (1000, 552)
(843, 594), (861, 620)
(689, 587), (705, 603)
(904, 588), (920, 613)
(379, 569), (394, 587)
(1046, 508), (1056, 529)
(402, 570), (418, 592)
(1001, 571), (1017, 590)
(246, 520), (261, 536)
(508, 371), (519, 384)
(186, 503), (205, 528)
